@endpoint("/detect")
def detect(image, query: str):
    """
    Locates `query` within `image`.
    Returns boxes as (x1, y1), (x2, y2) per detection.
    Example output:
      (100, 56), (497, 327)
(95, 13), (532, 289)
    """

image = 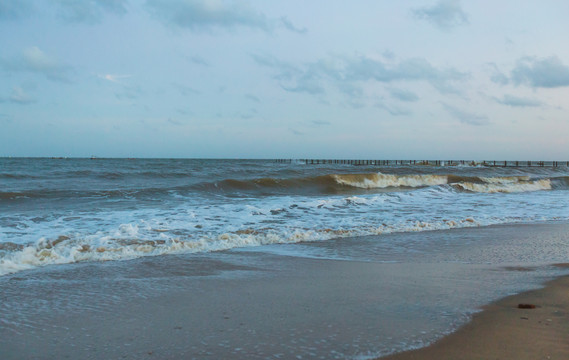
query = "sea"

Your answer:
(1, 158), (569, 359)
(1, 158), (568, 275)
